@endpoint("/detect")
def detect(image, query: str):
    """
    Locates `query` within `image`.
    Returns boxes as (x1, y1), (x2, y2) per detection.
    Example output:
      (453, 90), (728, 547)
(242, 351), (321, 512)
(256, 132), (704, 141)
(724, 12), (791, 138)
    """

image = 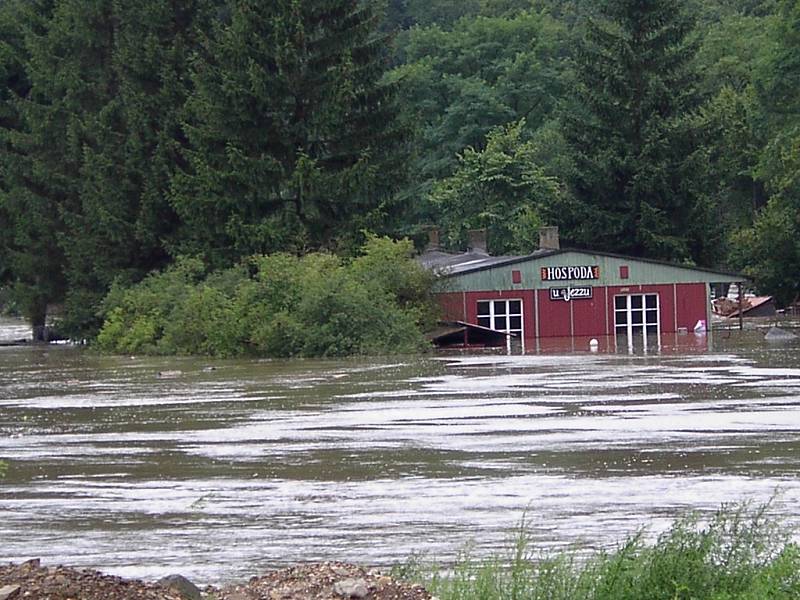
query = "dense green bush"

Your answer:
(95, 236), (438, 357)
(0, 287), (20, 316)
(395, 502), (800, 600)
